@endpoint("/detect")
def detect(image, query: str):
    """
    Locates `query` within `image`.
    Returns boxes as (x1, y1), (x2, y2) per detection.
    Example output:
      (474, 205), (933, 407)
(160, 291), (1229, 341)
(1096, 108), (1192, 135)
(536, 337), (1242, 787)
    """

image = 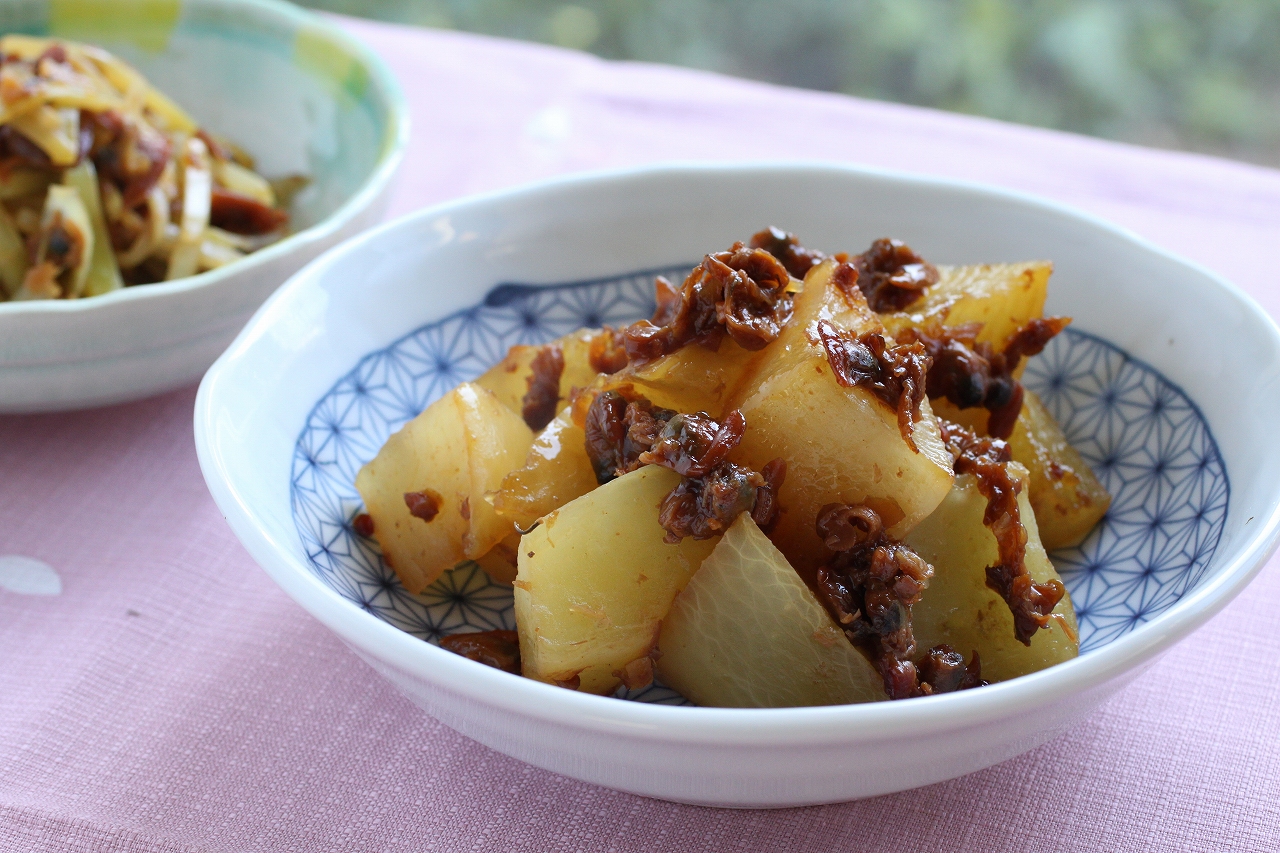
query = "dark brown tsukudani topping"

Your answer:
(898, 316), (1070, 439)
(520, 343), (565, 431)
(750, 458), (788, 534)
(855, 238), (939, 312)
(404, 488), (443, 522)
(812, 503), (984, 699)
(439, 629), (521, 674)
(622, 242), (794, 363)
(1003, 317), (1072, 363)
(639, 410), (747, 477)
(815, 319), (929, 450)
(209, 186), (289, 235)
(916, 645), (984, 694)
(582, 388), (785, 543)
(587, 327), (630, 375)
(552, 672), (582, 690)
(939, 420), (1066, 644)
(82, 109), (172, 207)
(583, 390), (677, 484)
(749, 226), (826, 280)
(194, 128), (232, 162)
(658, 461), (766, 543)
(352, 513), (375, 537)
